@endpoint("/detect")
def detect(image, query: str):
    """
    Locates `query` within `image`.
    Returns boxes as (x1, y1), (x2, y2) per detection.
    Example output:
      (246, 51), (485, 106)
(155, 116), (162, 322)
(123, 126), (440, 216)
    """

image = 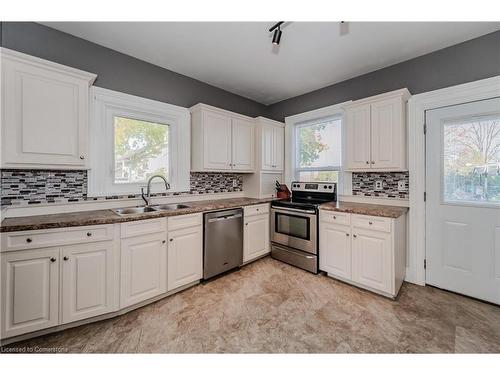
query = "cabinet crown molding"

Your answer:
(345, 88), (411, 108)
(189, 103), (254, 122)
(1, 47), (97, 86)
(254, 116), (285, 127)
